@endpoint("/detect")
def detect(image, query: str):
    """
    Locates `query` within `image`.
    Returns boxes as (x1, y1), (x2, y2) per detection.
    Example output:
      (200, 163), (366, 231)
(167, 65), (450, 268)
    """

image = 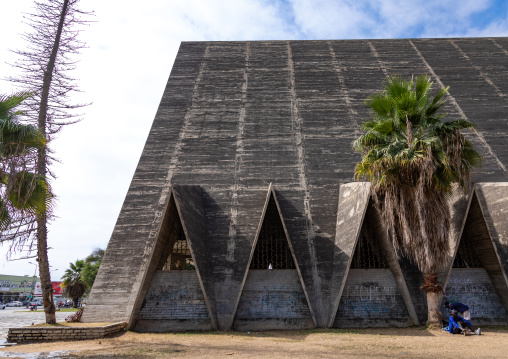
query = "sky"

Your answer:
(1, 0), (508, 280)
